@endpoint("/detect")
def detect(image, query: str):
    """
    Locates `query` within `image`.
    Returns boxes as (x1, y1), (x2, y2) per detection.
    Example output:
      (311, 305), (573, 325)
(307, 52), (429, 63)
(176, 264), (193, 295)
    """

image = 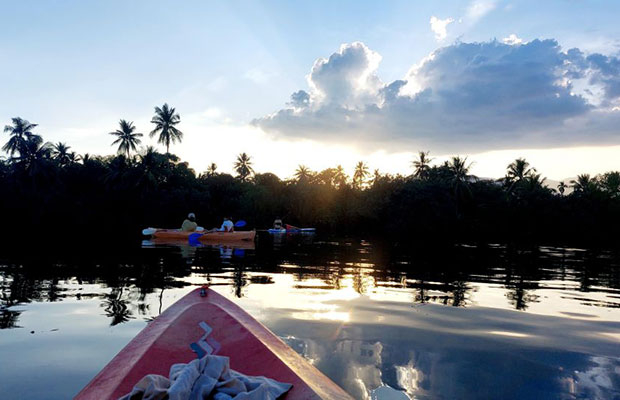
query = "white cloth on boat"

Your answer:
(118, 354), (292, 400)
